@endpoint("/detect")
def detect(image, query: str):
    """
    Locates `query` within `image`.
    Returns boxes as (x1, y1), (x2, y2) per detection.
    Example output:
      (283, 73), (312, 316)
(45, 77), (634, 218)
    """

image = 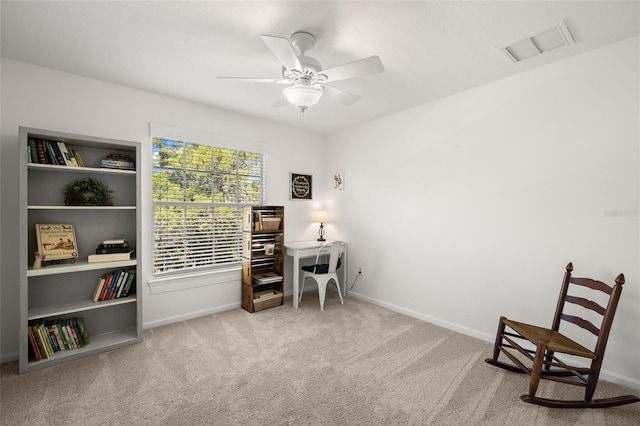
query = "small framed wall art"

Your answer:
(333, 172), (344, 191)
(290, 172), (312, 200)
